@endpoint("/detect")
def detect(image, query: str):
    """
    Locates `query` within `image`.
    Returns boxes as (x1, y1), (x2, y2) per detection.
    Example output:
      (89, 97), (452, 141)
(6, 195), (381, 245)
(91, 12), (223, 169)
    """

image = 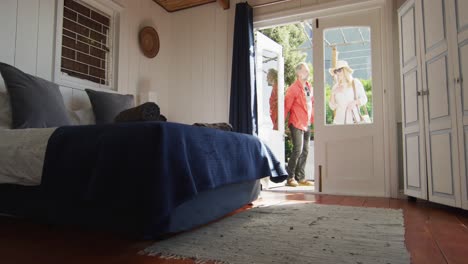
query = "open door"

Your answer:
(255, 32), (285, 189)
(313, 9), (386, 196)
